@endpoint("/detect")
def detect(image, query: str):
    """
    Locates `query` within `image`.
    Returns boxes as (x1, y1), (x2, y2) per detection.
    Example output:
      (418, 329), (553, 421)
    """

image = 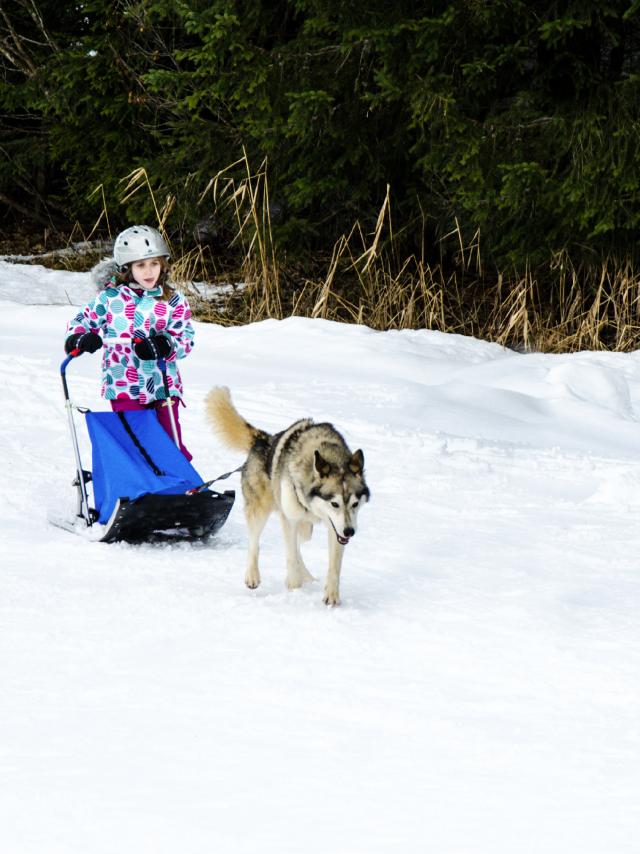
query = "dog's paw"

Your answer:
(286, 575), (303, 590)
(323, 589), (341, 606)
(245, 569), (261, 589)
